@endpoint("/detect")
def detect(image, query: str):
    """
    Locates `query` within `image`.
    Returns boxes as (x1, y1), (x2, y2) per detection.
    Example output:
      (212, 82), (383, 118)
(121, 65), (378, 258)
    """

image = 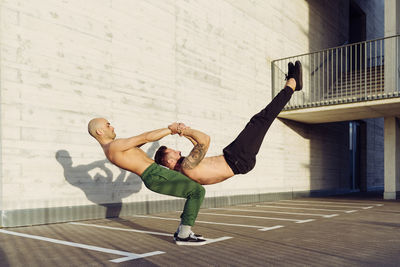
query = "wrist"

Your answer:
(180, 127), (189, 135)
(177, 123), (186, 135)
